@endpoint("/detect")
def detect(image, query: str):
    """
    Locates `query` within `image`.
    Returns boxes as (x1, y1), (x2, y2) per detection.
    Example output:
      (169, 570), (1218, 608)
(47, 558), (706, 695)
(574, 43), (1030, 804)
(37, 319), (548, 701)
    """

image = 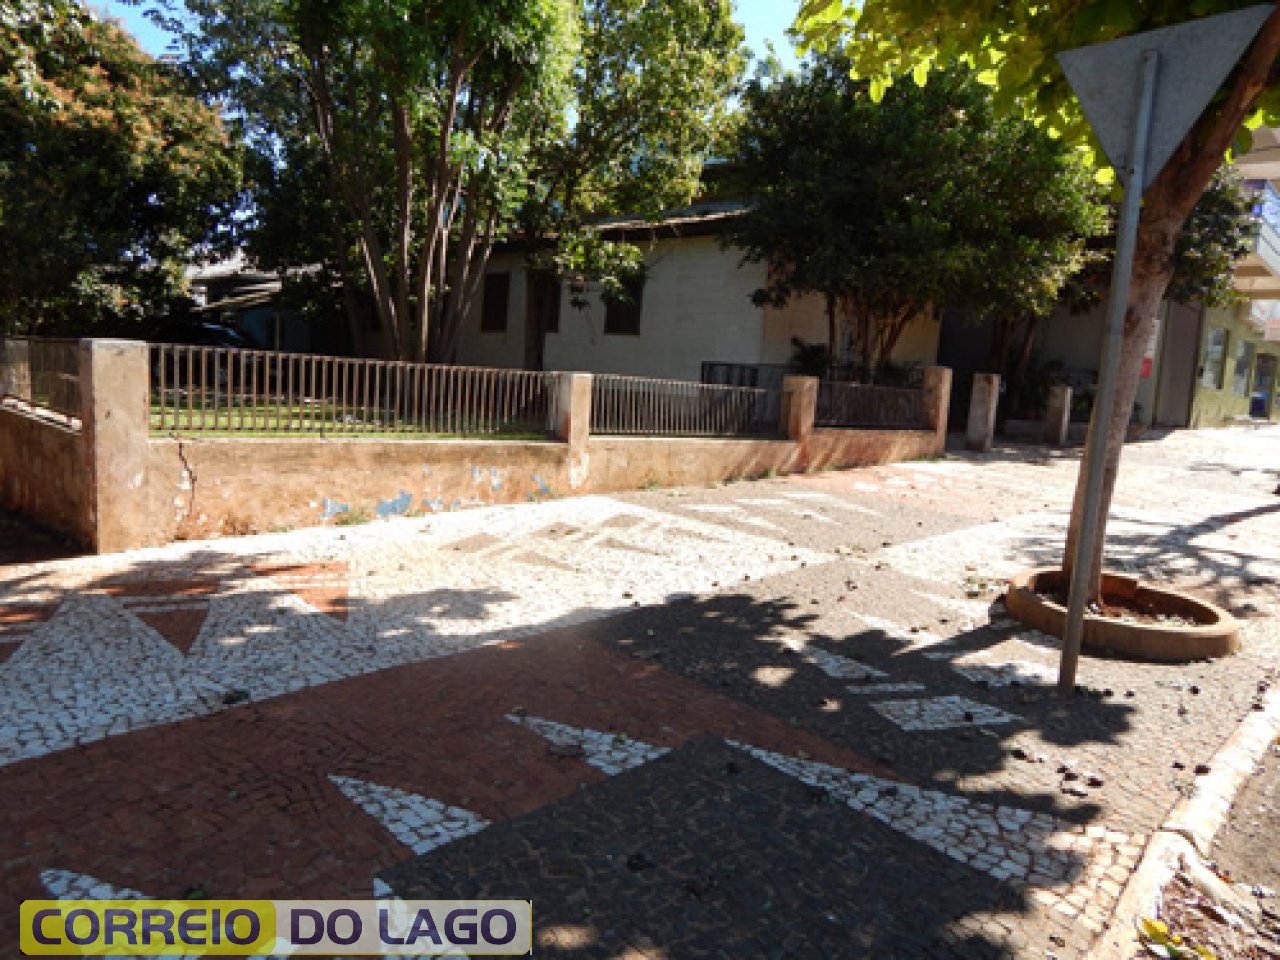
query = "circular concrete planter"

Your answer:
(1006, 567), (1240, 663)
